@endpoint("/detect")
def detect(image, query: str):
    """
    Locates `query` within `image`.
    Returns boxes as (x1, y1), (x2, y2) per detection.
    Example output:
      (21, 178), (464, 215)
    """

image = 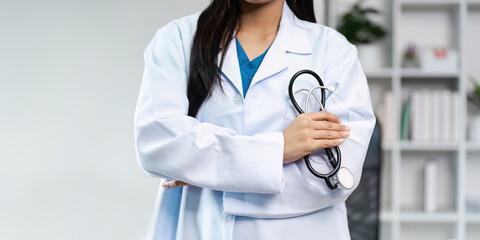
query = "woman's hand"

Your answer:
(283, 111), (350, 164)
(162, 180), (191, 188)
